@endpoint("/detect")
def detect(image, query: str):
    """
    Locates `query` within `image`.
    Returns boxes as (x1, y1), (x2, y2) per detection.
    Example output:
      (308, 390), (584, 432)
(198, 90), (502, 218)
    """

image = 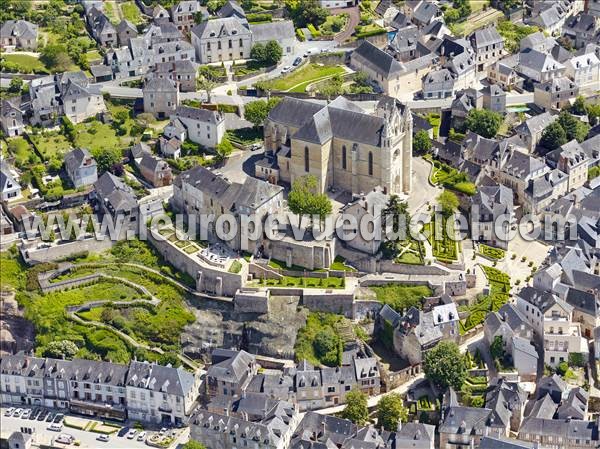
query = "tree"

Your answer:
(8, 76), (23, 93)
(313, 329), (341, 366)
(586, 103), (600, 125)
(556, 361), (569, 376)
(197, 75), (217, 104)
(490, 335), (504, 361)
(539, 121), (567, 150)
(40, 43), (72, 72)
(465, 109), (503, 139)
(244, 98), (281, 128)
(423, 341), (467, 390)
(437, 190), (459, 217)
(182, 441), (206, 449)
(61, 116), (76, 142)
(377, 393), (408, 431)
(93, 147), (122, 173)
(250, 43), (267, 62)
(287, 175), (332, 221)
(413, 130), (432, 154)
(557, 110), (590, 143)
(216, 136), (234, 160)
(319, 74), (345, 100)
(264, 40), (283, 65)
(43, 340), (79, 359)
(286, 0), (329, 28)
(341, 390), (369, 425)
(571, 96), (587, 116)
